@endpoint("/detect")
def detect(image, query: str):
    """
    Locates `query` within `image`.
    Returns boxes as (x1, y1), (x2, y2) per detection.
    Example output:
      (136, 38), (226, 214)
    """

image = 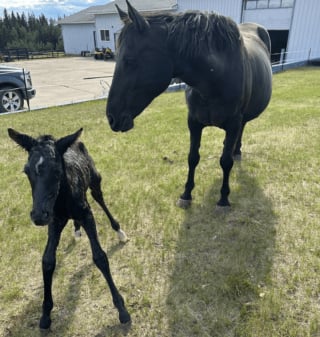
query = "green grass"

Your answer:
(0, 67), (319, 337)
